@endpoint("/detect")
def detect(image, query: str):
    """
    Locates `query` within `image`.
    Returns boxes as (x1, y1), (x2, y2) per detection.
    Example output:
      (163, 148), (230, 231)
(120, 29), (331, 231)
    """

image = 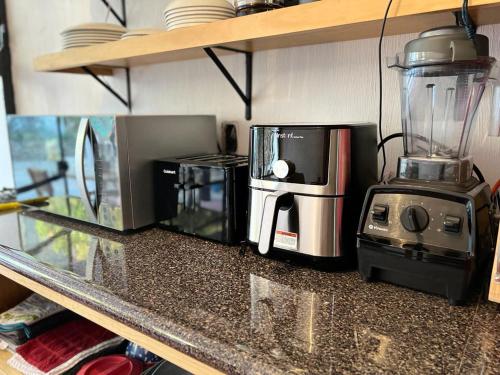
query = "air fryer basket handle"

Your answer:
(258, 191), (293, 255)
